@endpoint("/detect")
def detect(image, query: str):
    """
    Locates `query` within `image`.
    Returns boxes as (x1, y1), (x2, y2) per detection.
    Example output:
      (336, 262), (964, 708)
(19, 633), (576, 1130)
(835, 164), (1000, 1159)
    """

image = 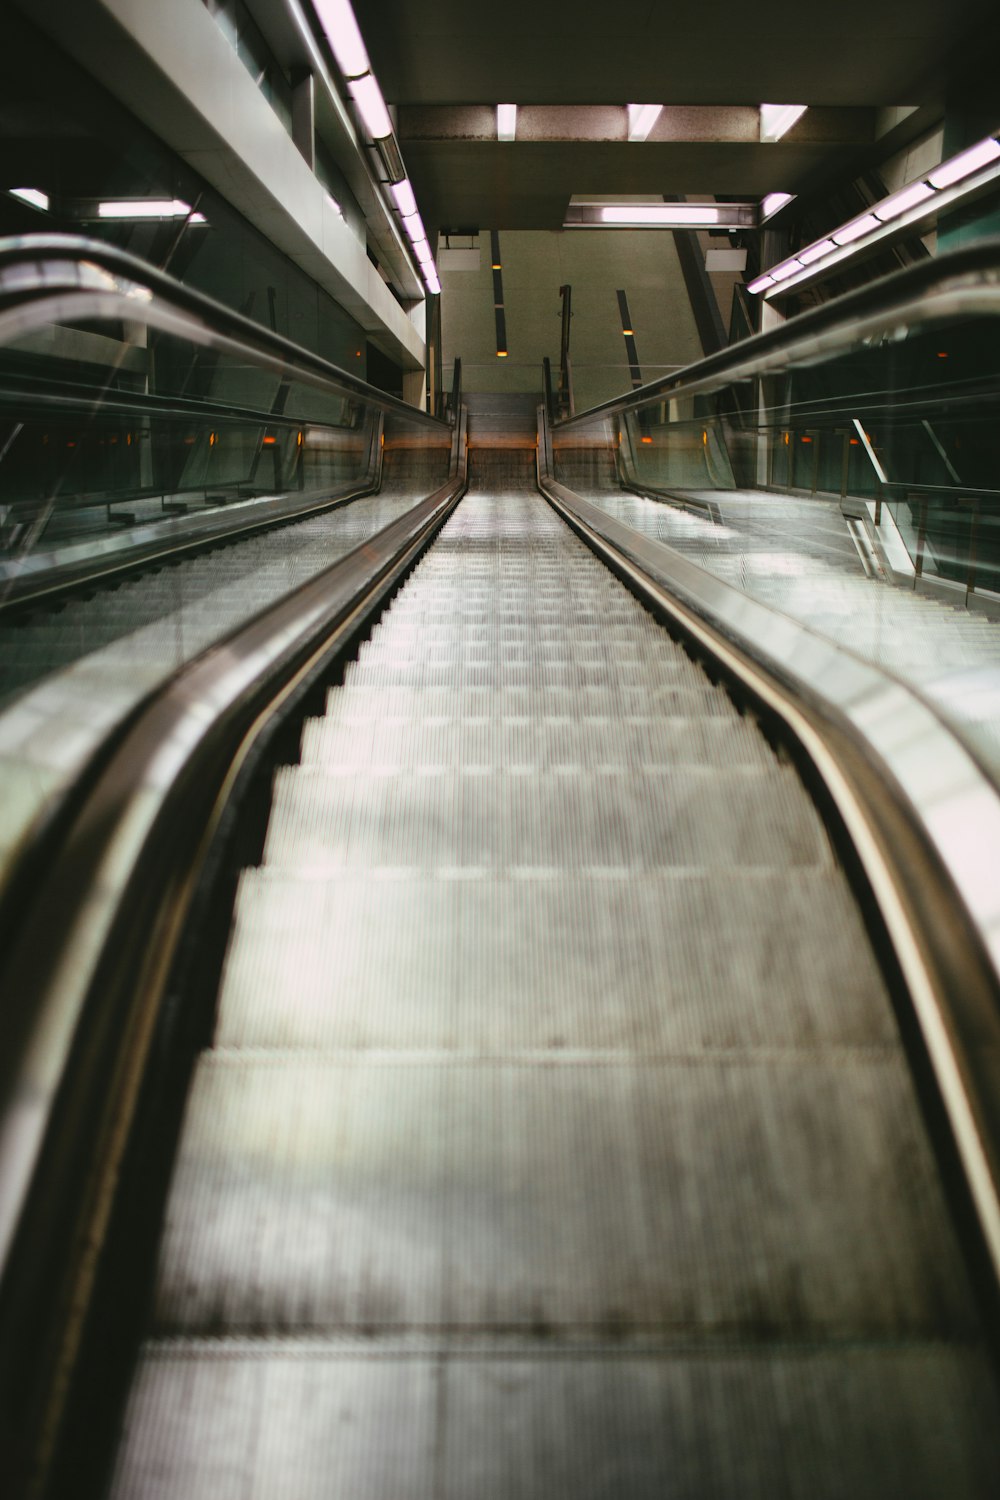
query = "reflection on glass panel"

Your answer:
(0, 313), (372, 552)
(553, 292), (1000, 607)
